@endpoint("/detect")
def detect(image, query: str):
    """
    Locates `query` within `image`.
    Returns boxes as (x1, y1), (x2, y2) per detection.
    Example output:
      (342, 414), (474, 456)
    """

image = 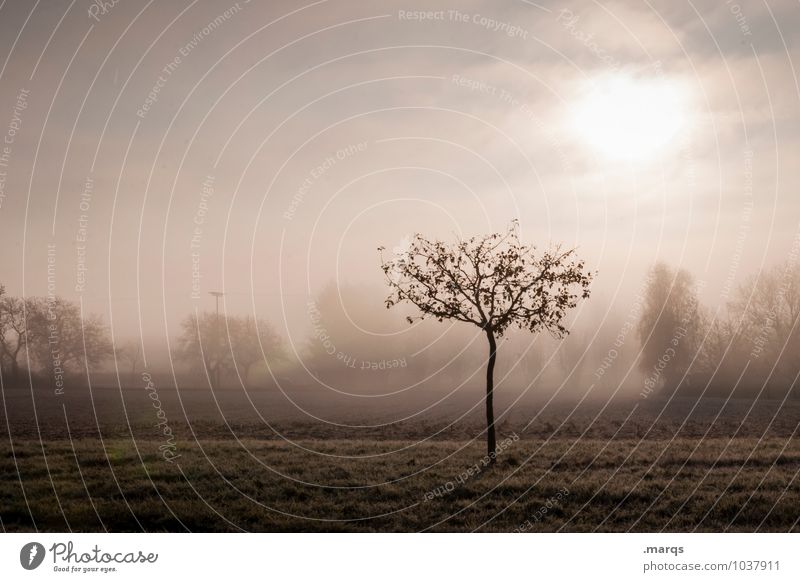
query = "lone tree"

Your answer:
(379, 221), (593, 462)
